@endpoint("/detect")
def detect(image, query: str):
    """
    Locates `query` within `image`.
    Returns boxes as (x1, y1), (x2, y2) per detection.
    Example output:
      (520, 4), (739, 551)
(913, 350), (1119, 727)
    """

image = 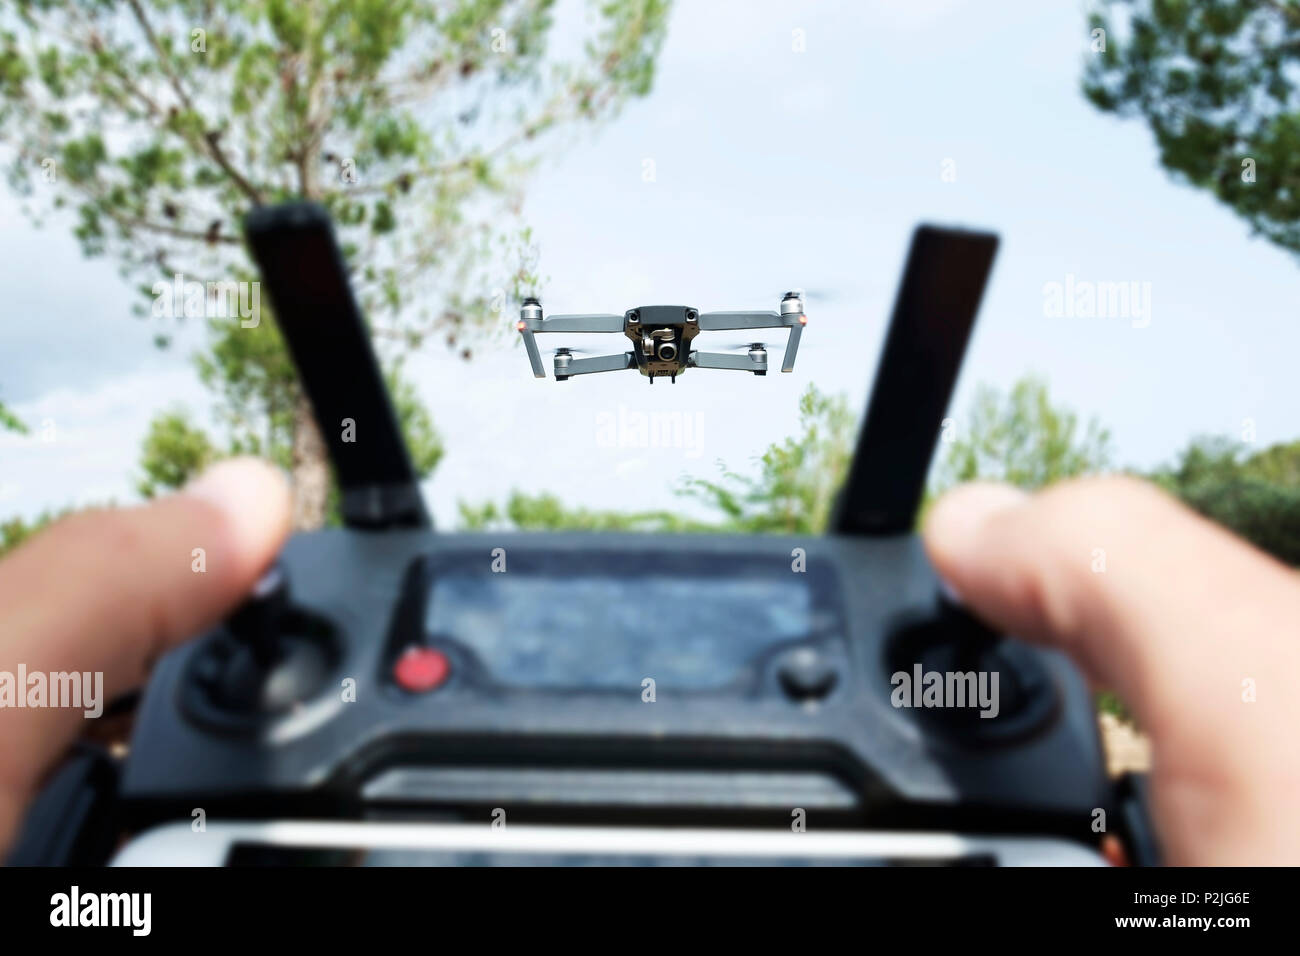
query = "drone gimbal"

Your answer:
(515, 294), (808, 382)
